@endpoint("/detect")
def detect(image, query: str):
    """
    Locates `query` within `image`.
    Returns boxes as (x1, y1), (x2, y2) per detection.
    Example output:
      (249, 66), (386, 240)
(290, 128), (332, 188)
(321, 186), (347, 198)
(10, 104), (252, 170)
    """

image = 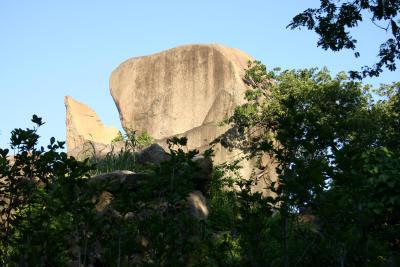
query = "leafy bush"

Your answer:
(0, 117), (236, 266)
(112, 131), (125, 143)
(227, 61), (400, 266)
(0, 115), (95, 266)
